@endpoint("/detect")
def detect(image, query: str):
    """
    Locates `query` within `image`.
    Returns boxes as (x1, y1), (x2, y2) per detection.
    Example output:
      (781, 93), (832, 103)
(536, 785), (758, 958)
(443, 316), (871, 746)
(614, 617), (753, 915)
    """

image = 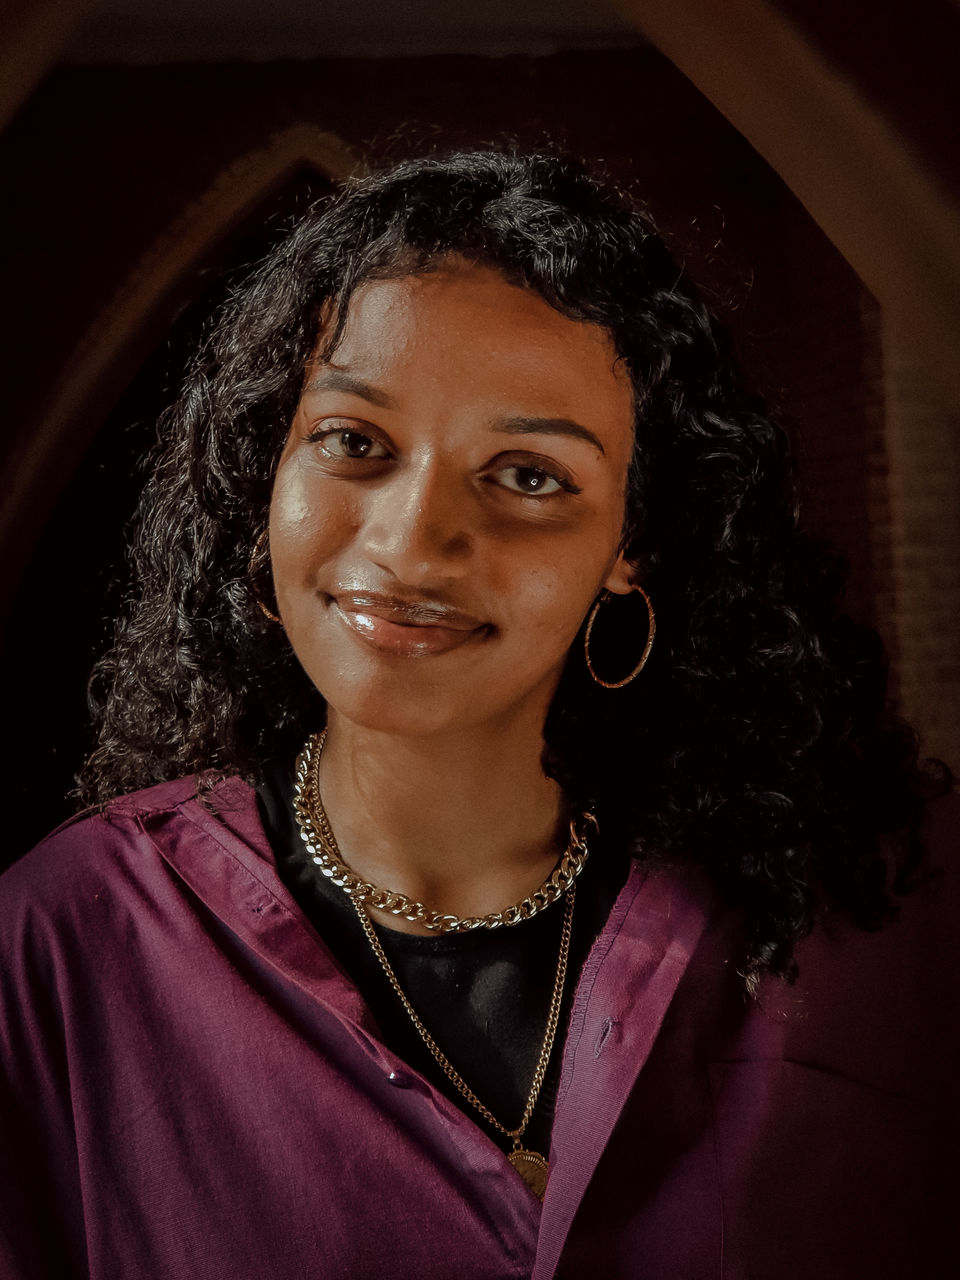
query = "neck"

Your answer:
(314, 709), (567, 934)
